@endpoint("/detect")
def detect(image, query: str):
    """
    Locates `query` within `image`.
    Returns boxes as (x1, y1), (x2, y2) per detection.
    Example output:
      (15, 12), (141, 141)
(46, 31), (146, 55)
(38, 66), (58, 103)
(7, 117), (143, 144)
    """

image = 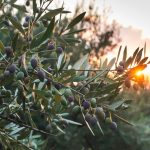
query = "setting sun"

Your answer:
(142, 64), (150, 75)
(135, 64), (150, 78)
(136, 70), (143, 76)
